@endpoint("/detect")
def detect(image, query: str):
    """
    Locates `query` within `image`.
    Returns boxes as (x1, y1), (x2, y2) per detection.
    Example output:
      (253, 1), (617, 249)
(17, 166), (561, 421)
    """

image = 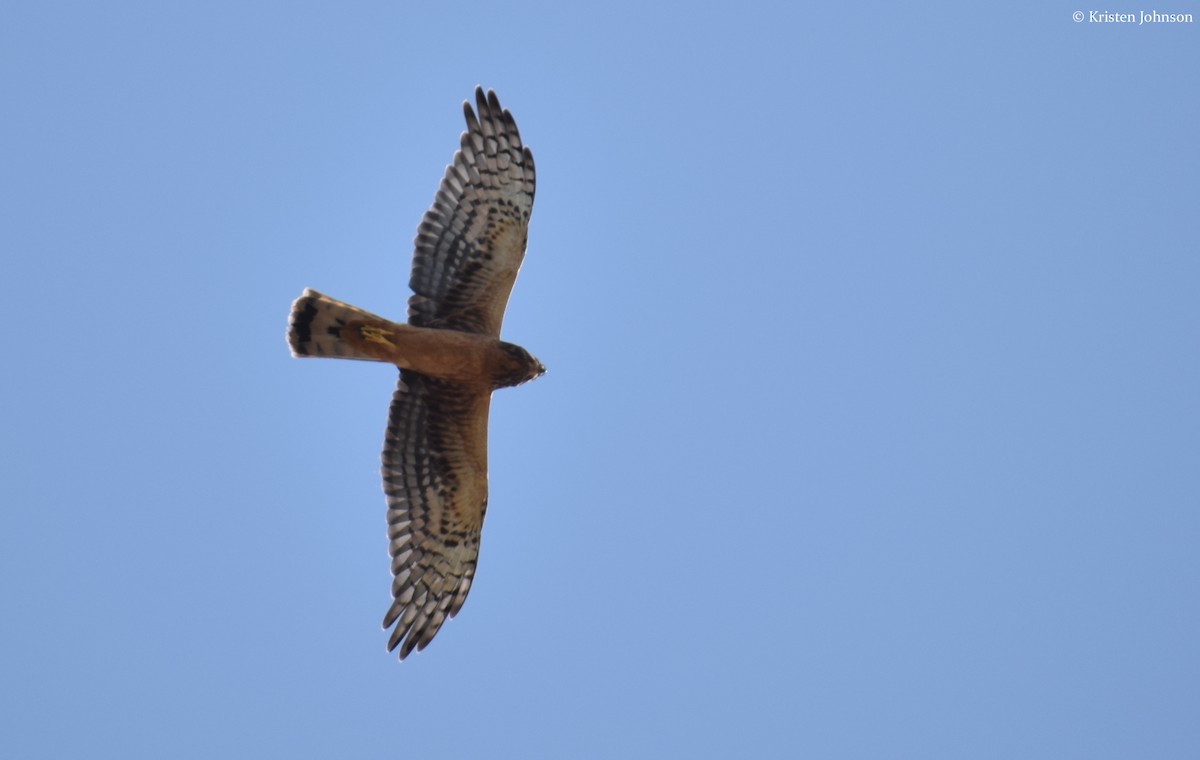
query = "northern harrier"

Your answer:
(287, 88), (543, 660)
